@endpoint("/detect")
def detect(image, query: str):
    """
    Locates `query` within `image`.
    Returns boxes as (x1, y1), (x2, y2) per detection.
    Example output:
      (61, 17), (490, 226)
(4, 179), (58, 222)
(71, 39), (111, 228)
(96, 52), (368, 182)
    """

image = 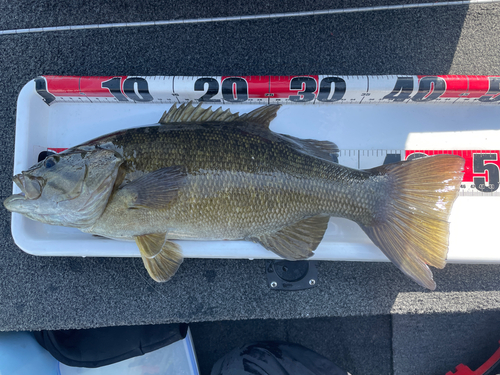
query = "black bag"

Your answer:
(211, 341), (350, 375)
(34, 323), (188, 368)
